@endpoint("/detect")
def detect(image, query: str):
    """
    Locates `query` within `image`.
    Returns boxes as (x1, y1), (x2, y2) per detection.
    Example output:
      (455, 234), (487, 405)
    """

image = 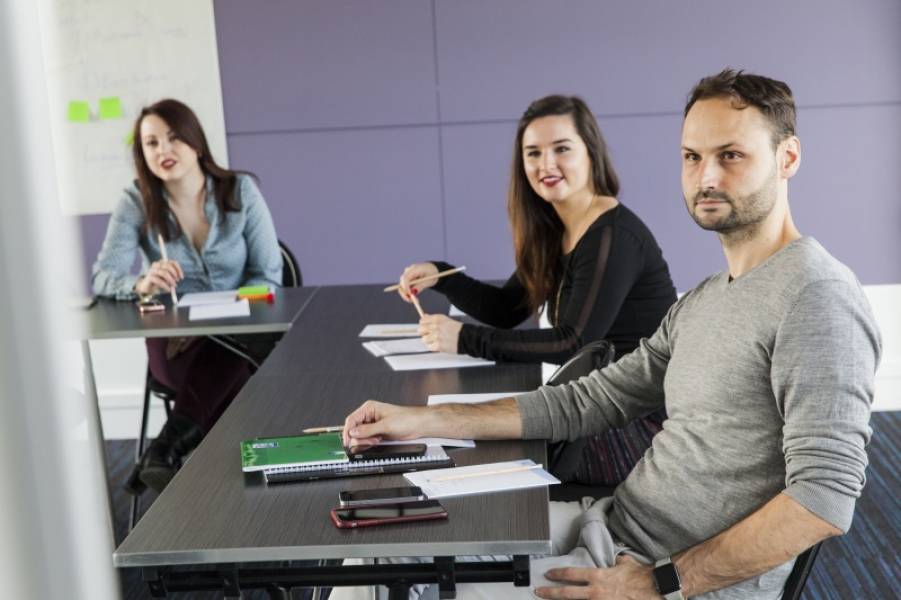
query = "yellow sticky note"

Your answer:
(99, 97), (123, 120)
(67, 100), (90, 123)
